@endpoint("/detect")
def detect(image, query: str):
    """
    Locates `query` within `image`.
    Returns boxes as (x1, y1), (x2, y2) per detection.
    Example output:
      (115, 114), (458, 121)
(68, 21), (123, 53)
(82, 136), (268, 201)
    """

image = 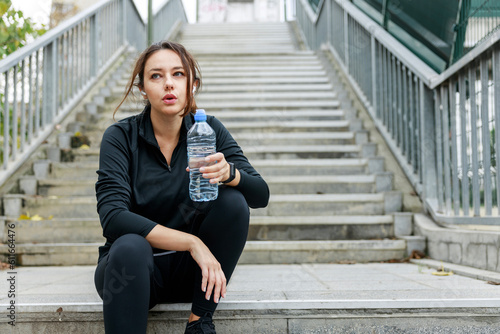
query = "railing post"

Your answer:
(122, 0), (127, 45)
(371, 35), (377, 115)
(90, 14), (99, 77)
(3, 71), (9, 169)
(344, 10), (349, 71)
(420, 82), (437, 207)
(42, 41), (57, 127)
